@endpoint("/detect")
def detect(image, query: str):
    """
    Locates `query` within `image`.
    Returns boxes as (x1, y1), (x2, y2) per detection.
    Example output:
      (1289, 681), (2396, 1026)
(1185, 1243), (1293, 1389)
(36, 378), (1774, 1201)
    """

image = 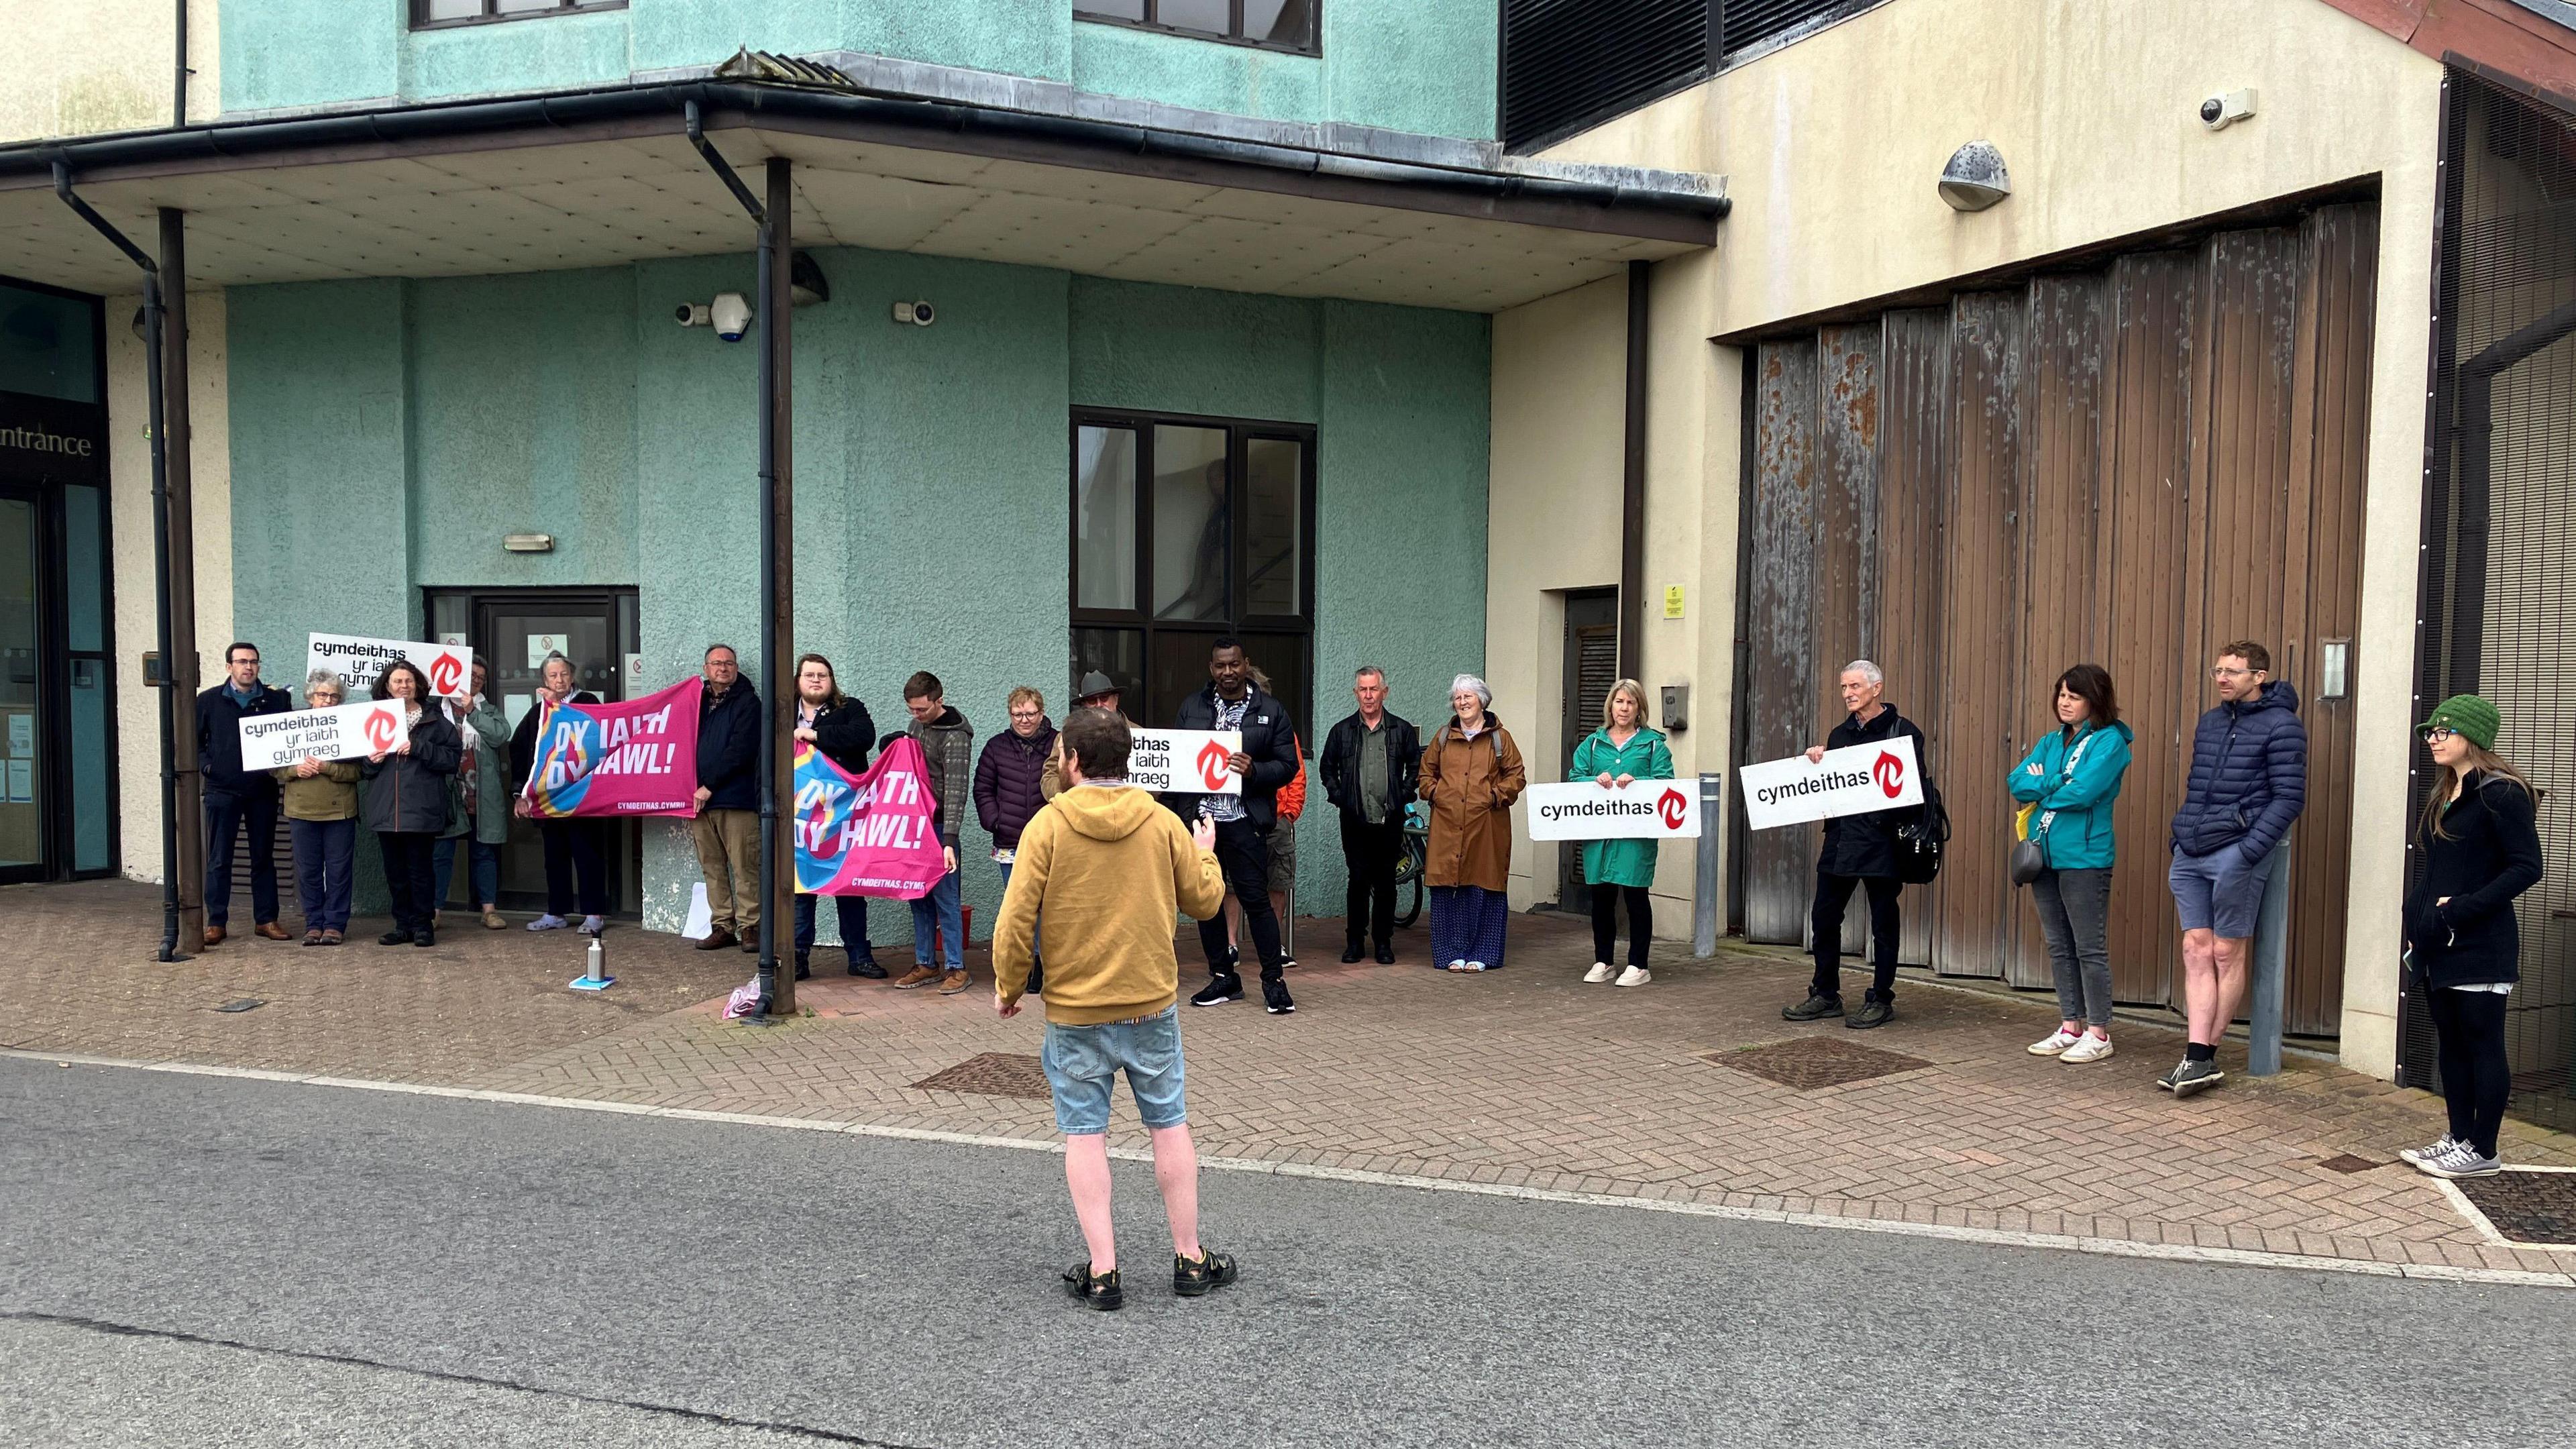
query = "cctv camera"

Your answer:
(891, 300), (934, 327)
(676, 303), (712, 328)
(710, 292), (752, 342)
(2200, 88), (2257, 131)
